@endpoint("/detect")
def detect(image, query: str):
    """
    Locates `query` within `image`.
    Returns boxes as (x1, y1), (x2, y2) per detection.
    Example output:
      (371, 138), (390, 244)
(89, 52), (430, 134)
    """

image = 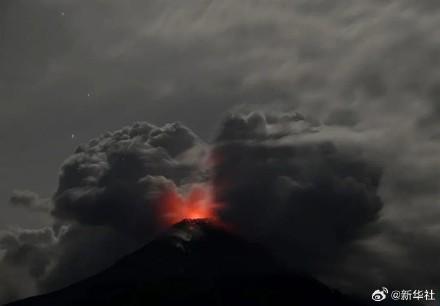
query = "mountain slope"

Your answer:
(7, 219), (365, 306)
